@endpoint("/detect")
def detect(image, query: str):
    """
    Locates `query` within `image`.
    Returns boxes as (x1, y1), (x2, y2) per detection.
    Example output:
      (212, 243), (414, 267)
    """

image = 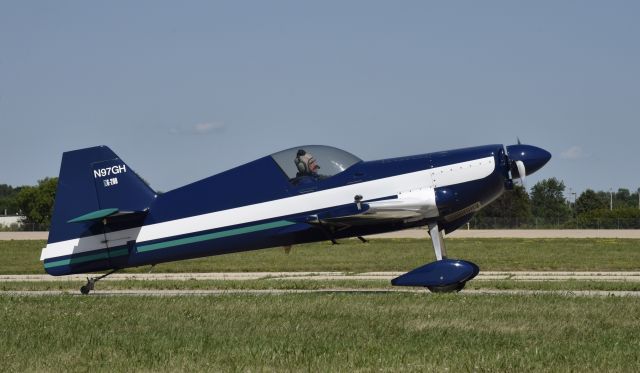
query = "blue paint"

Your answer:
(43, 142), (551, 279)
(391, 259), (480, 287)
(48, 146), (156, 243)
(136, 220), (295, 253)
(506, 144), (552, 177)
